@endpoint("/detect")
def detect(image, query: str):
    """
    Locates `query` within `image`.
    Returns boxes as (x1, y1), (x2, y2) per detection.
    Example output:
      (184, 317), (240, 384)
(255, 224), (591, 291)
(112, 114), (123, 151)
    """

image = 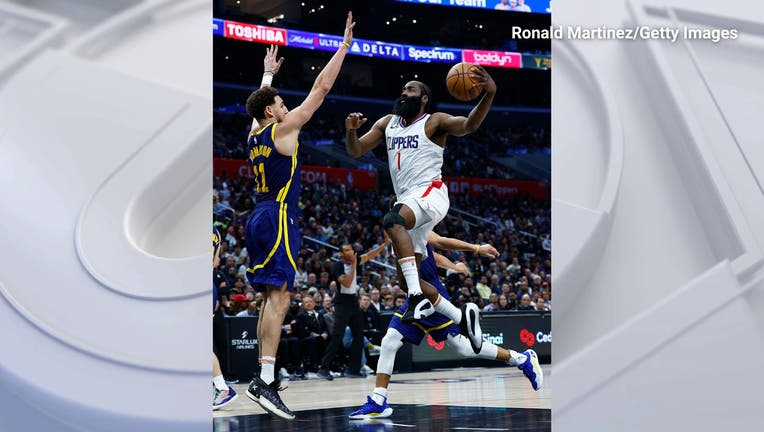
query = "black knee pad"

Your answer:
(383, 204), (406, 229)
